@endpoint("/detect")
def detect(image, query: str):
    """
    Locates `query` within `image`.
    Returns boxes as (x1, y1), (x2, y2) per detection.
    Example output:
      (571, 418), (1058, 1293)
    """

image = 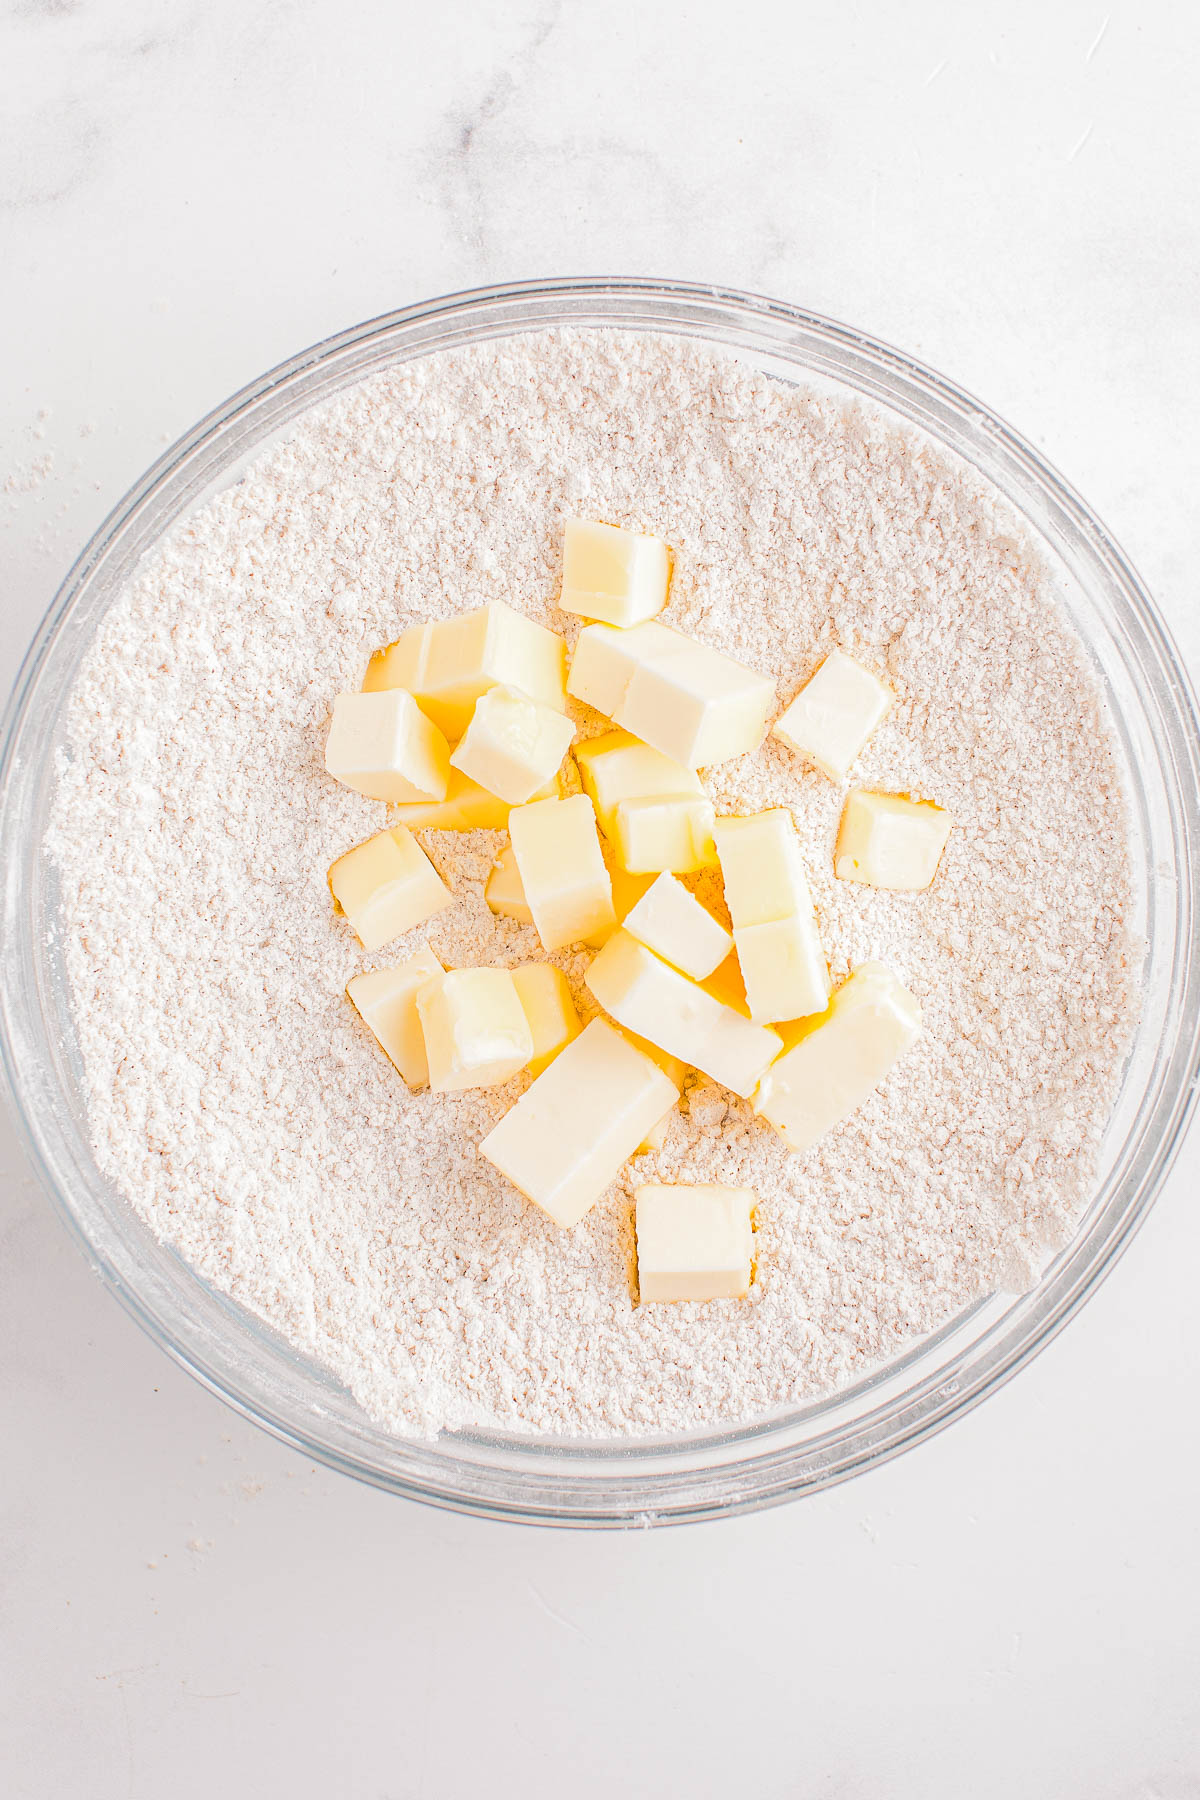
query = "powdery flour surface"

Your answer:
(47, 330), (1138, 1439)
